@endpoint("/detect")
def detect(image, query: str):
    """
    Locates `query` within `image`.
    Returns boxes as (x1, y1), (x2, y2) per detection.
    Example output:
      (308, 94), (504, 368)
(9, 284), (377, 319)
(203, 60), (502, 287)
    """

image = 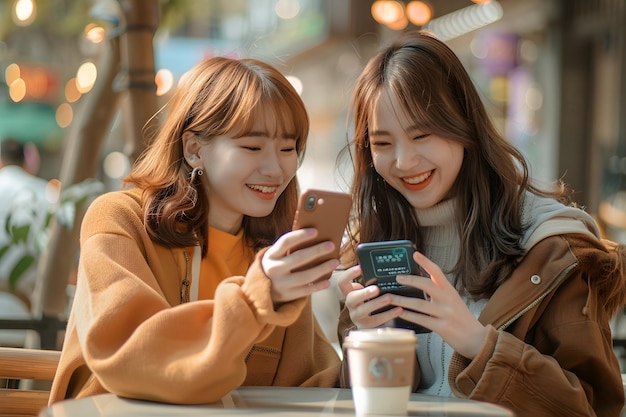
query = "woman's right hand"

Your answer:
(337, 267), (403, 329)
(262, 228), (339, 304)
